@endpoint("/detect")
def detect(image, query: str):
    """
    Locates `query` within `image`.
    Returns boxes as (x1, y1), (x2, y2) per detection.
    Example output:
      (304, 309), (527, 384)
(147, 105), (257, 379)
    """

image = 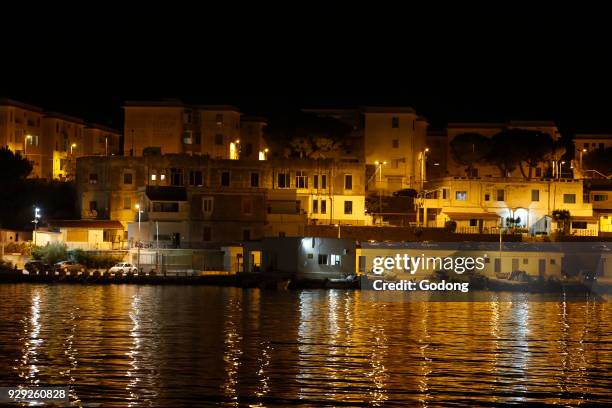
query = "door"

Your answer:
(538, 259), (546, 278)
